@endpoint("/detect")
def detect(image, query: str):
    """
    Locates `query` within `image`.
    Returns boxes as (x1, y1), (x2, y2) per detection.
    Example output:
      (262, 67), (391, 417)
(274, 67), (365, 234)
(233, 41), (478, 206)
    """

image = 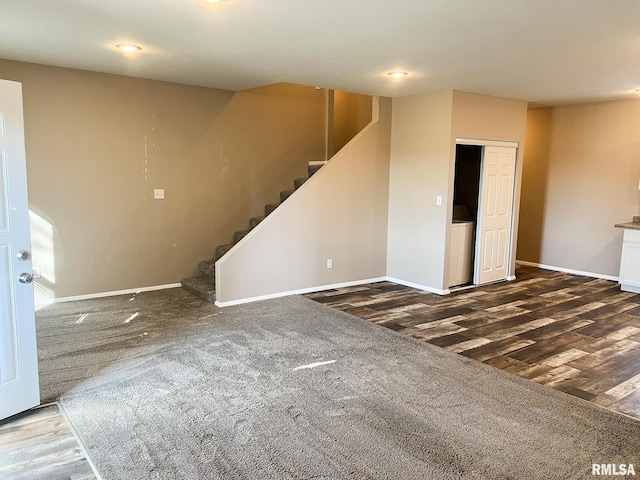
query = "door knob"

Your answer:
(17, 250), (30, 260)
(19, 273), (34, 284)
